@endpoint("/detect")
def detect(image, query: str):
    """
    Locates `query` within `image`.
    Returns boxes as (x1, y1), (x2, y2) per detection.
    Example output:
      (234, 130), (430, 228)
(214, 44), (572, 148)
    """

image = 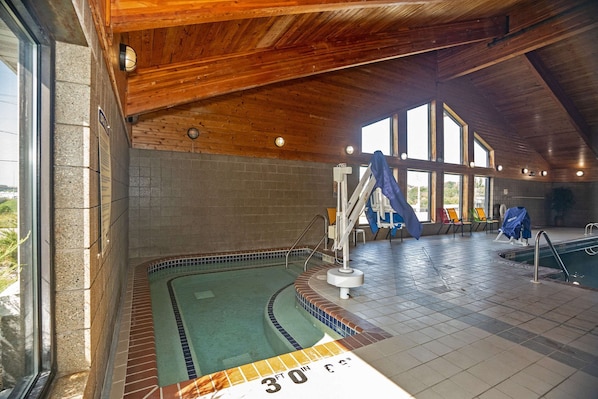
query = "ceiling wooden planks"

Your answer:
(100, 0), (598, 179)
(126, 16), (506, 115)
